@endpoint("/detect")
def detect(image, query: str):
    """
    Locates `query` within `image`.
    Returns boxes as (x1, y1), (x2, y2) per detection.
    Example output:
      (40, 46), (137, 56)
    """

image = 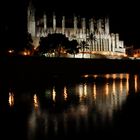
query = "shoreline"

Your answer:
(0, 56), (140, 79)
